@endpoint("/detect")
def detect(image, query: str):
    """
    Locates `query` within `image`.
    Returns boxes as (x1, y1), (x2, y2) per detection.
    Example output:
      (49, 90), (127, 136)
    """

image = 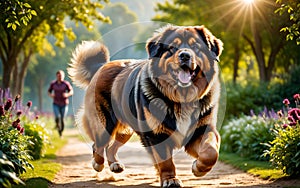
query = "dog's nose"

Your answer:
(179, 51), (191, 63)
